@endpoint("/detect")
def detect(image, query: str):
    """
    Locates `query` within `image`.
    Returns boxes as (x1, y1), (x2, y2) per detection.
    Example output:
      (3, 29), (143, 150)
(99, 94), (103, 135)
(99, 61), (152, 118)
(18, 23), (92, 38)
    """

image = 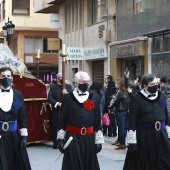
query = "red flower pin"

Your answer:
(83, 99), (95, 110)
